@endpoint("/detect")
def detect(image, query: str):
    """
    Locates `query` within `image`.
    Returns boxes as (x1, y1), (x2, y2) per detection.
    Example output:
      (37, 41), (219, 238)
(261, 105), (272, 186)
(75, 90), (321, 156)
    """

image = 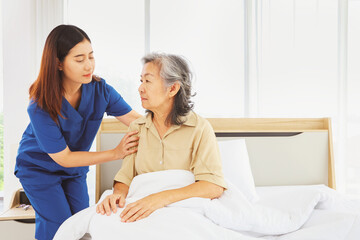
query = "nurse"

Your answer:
(14, 24), (141, 240)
